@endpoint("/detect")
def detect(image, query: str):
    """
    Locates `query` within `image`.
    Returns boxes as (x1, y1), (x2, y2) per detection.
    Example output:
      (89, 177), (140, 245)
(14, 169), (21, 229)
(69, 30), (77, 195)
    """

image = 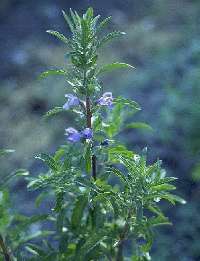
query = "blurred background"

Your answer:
(0, 0), (200, 260)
